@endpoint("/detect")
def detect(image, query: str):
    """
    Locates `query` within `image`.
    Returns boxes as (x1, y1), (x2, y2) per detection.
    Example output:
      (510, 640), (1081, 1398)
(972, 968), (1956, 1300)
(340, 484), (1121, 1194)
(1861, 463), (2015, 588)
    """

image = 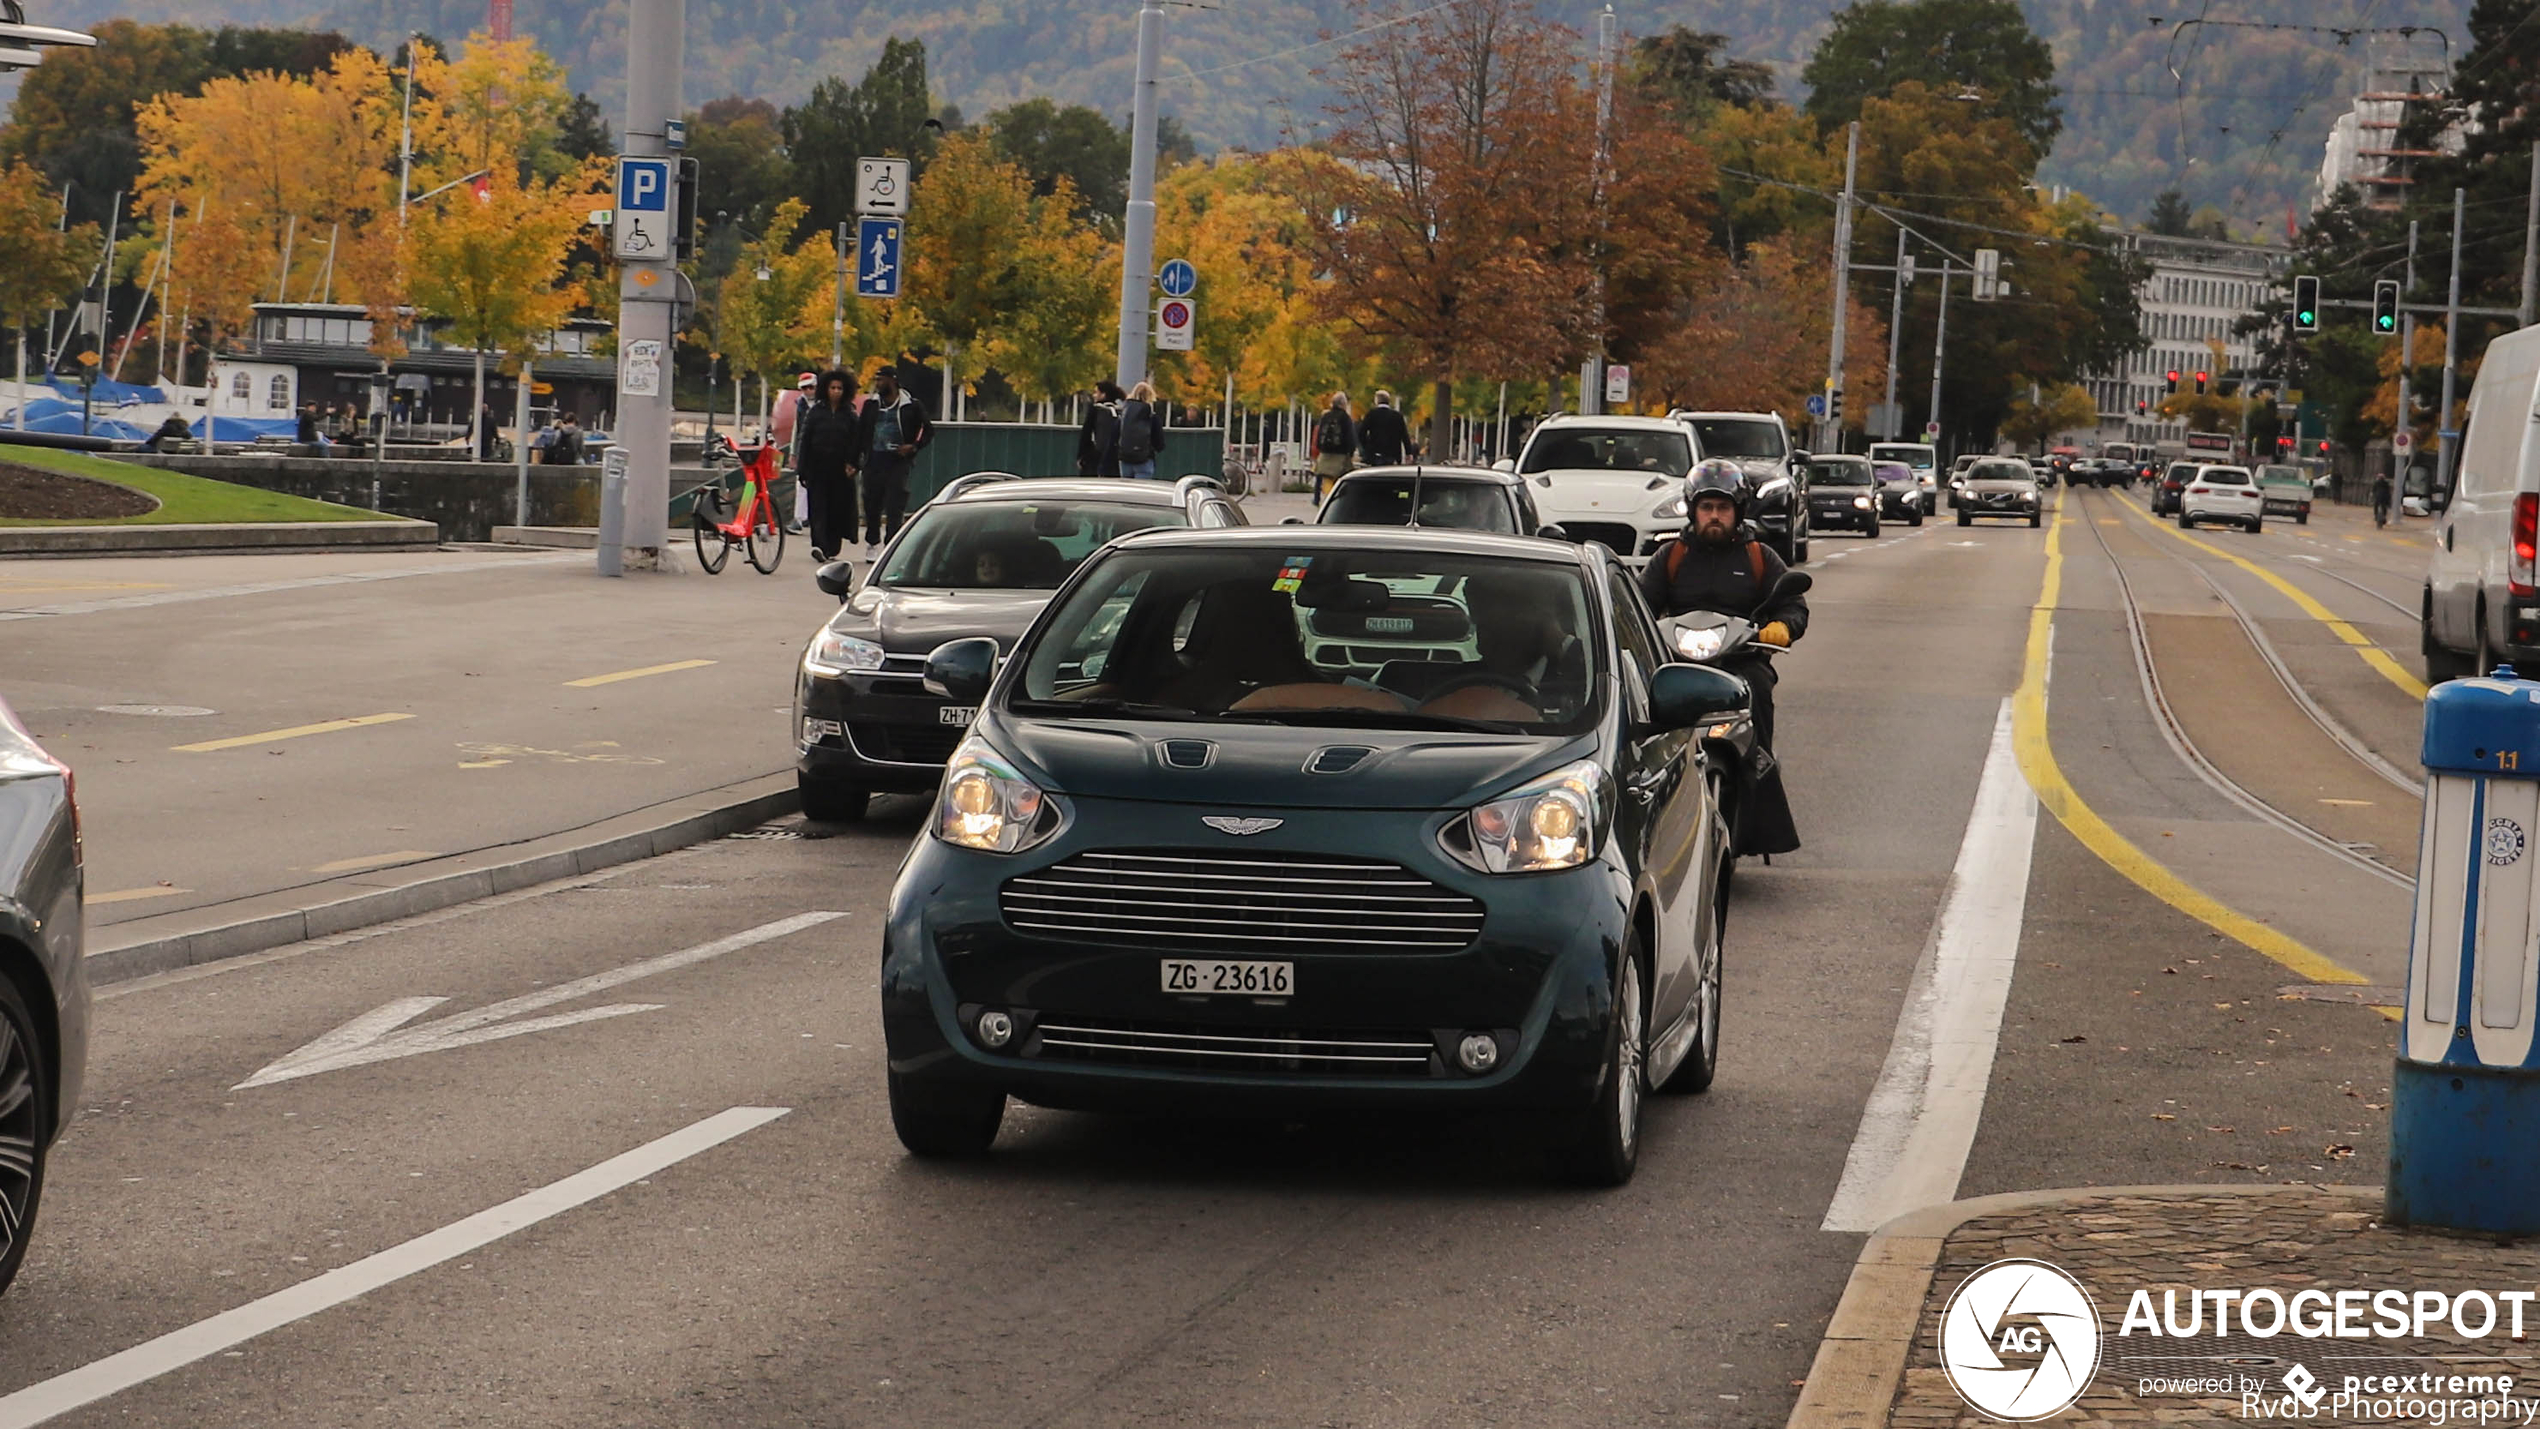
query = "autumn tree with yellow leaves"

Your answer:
(0, 163), (99, 426)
